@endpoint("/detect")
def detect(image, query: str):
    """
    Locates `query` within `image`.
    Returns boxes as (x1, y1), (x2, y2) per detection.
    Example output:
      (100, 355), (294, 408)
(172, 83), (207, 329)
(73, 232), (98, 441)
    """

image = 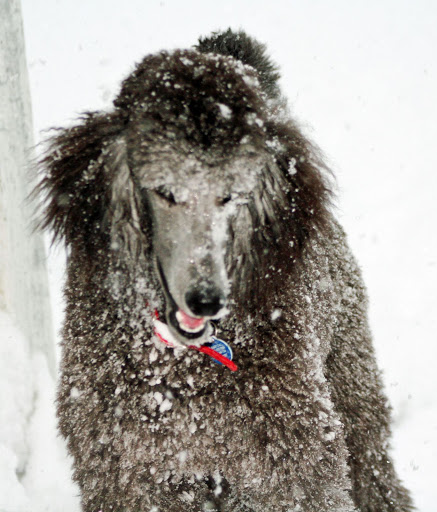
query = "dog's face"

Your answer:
(38, 48), (330, 346)
(130, 138), (269, 345)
